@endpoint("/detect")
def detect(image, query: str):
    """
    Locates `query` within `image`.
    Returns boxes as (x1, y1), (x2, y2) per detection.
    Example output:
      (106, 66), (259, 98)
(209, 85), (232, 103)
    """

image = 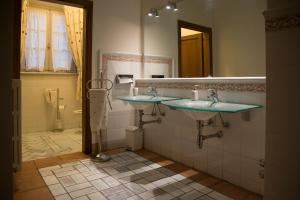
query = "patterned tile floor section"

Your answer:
(22, 128), (82, 161)
(39, 151), (236, 200)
